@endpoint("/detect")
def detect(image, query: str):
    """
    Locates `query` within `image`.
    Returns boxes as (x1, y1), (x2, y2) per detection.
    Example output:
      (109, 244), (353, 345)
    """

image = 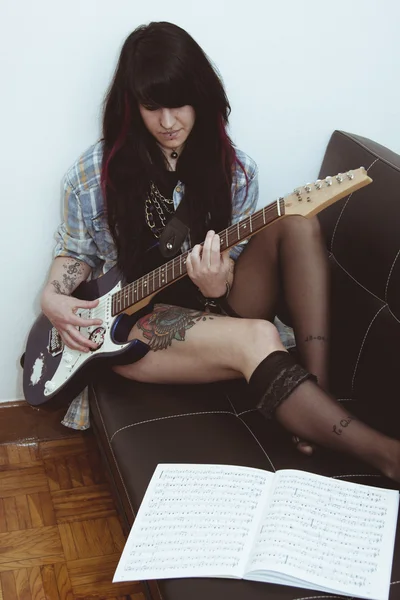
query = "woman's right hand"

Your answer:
(41, 290), (103, 353)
